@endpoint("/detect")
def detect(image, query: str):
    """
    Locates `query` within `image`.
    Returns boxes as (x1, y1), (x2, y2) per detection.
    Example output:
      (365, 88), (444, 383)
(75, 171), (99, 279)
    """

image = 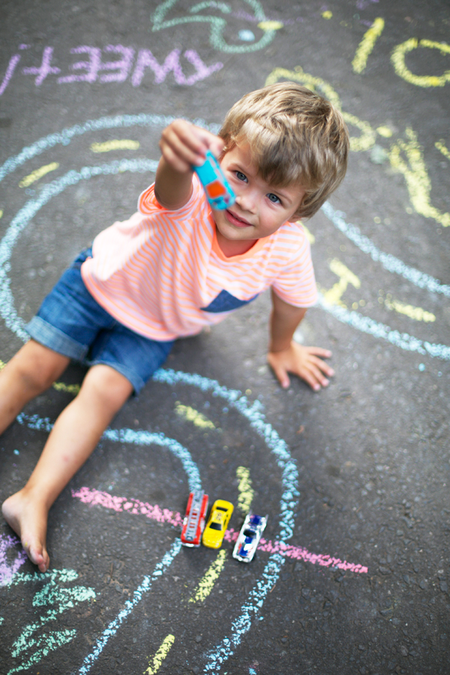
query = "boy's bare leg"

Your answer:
(0, 340), (70, 435)
(2, 364), (133, 572)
